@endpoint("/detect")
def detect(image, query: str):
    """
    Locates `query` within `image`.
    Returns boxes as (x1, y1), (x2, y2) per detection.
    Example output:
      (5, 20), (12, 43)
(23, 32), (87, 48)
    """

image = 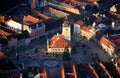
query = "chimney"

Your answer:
(112, 21), (115, 29)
